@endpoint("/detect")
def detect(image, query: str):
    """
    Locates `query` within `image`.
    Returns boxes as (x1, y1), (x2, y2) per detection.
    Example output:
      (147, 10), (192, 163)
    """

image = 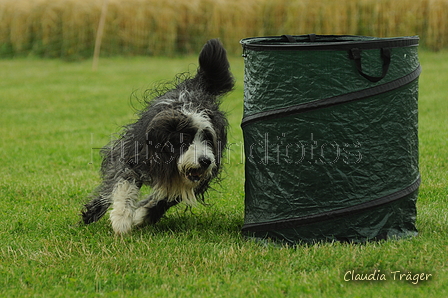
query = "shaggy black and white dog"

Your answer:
(81, 39), (234, 234)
